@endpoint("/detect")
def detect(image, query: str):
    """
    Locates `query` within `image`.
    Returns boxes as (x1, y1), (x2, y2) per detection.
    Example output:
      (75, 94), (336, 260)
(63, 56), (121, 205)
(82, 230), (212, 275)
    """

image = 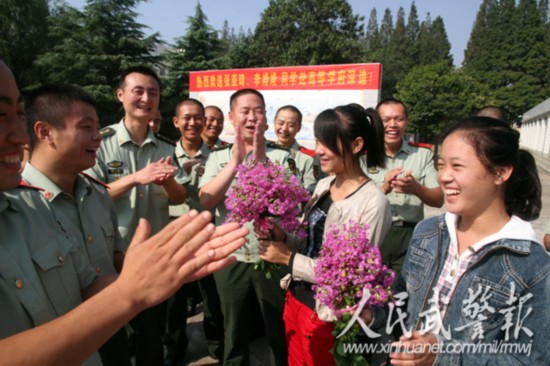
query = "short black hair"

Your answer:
(375, 98), (408, 118)
(174, 98), (205, 117)
(229, 89), (265, 111)
(275, 105), (302, 125)
(25, 84), (96, 147)
(119, 65), (161, 89)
